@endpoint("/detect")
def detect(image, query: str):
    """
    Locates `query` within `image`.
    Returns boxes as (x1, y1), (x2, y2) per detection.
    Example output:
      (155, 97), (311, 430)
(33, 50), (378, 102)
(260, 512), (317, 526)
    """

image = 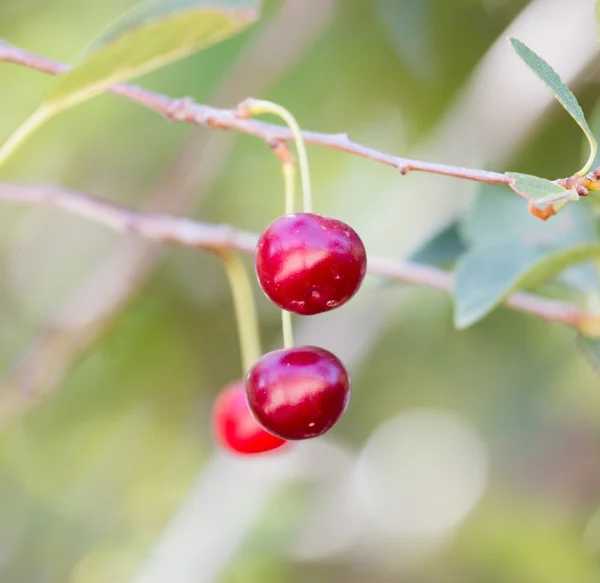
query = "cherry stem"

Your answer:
(244, 100), (313, 213)
(283, 161), (295, 215)
(282, 310), (294, 350)
(280, 160), (296, 349)
(217, 251), (262, 374)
